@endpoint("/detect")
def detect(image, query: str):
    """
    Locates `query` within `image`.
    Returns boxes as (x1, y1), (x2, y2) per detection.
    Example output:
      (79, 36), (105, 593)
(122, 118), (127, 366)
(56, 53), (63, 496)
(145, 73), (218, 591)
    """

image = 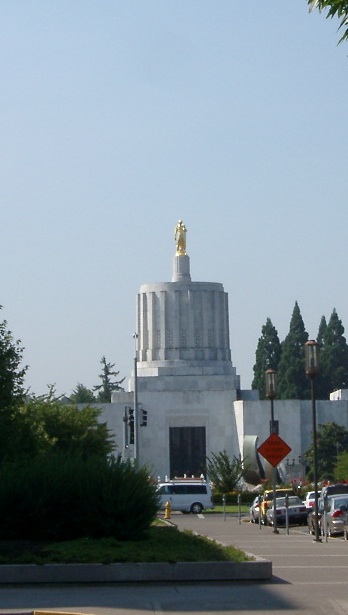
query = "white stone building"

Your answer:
(99, 222), (348, 483)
